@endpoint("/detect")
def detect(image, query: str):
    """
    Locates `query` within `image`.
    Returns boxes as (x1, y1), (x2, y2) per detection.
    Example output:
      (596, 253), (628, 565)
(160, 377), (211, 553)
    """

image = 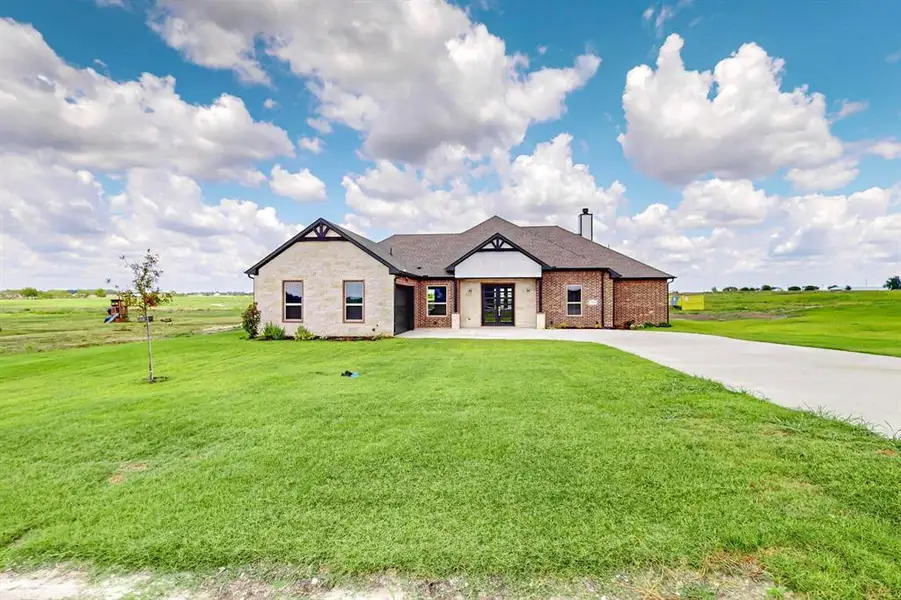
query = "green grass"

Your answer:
(670, 290), (901, 357)
(1, 335), (900, 598)
(0, 295), (247, 355)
